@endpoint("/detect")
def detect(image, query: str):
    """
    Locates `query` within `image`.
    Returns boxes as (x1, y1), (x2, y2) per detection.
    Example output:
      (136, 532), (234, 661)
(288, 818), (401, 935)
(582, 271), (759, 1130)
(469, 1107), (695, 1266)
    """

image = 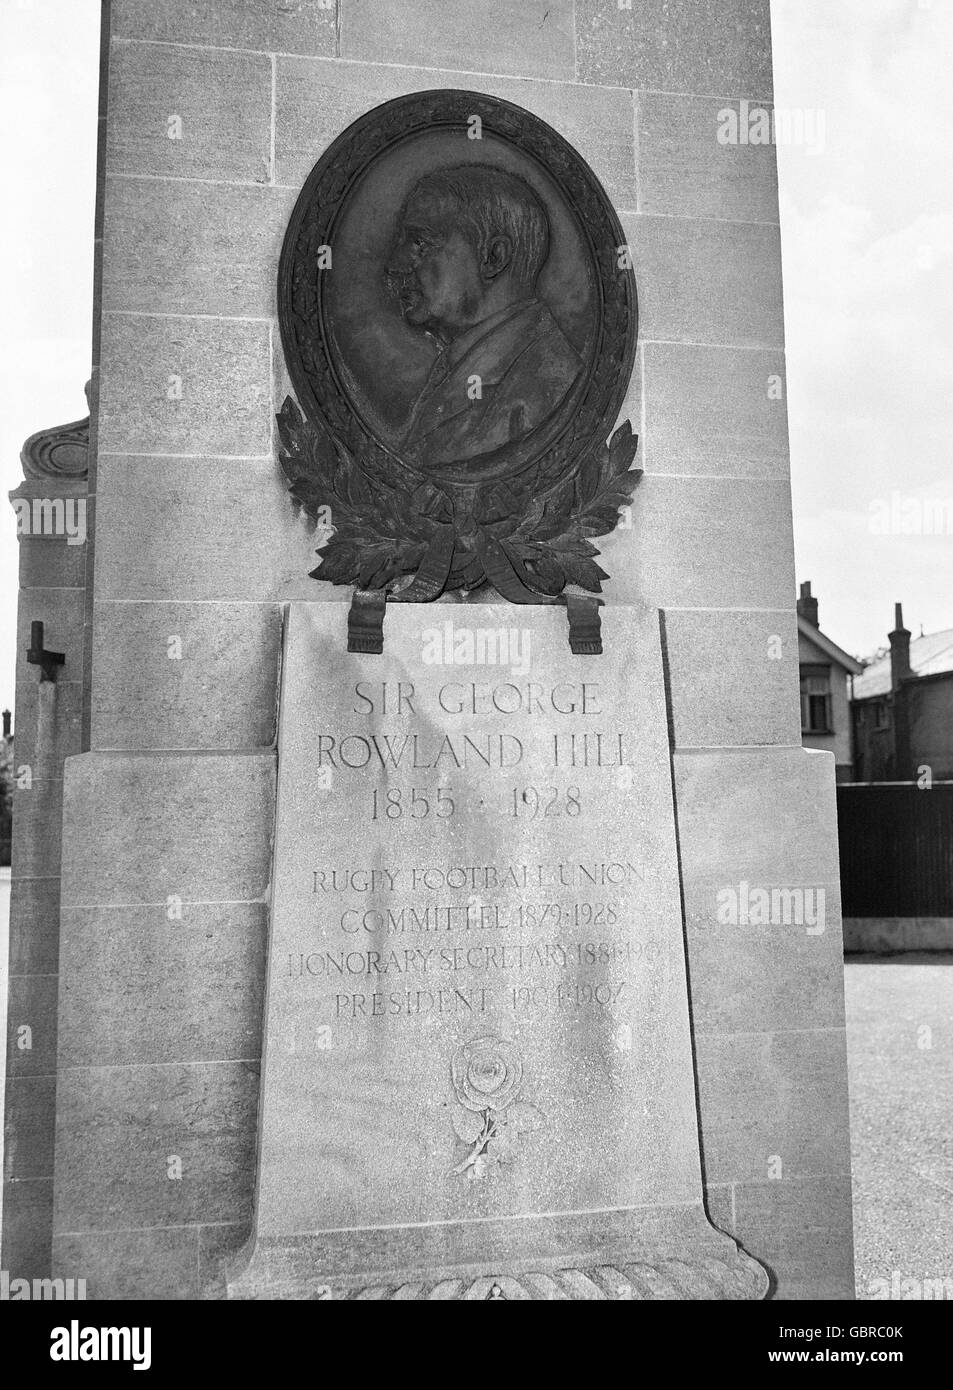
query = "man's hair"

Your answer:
(409, 164), (550, 286)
